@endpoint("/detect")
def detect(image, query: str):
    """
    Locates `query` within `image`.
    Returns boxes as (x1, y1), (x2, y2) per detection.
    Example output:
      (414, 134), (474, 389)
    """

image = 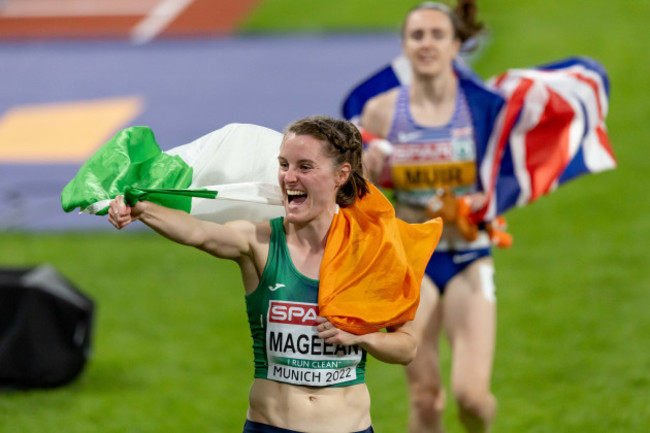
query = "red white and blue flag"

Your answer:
(341, 56), (616, 221)
(479, 57), (615, 220)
